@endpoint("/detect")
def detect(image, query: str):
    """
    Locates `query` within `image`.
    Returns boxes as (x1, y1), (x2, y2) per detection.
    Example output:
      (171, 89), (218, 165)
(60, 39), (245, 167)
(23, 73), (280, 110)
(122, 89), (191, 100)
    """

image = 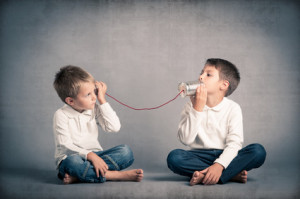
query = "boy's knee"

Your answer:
(167, 149), (185, 169)
(255, 143), (266, 159)
(63, 155), (84, 167)
(117, 144), (134, 162)
(121, 144), (133, 156)
(249, 143), (267, 166)
(59, 155), (84, 177)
